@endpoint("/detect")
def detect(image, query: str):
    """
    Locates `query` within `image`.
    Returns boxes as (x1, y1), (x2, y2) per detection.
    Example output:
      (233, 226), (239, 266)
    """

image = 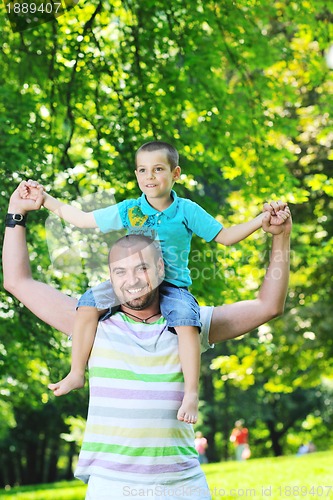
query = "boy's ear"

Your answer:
(173, 166), (181, 181)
